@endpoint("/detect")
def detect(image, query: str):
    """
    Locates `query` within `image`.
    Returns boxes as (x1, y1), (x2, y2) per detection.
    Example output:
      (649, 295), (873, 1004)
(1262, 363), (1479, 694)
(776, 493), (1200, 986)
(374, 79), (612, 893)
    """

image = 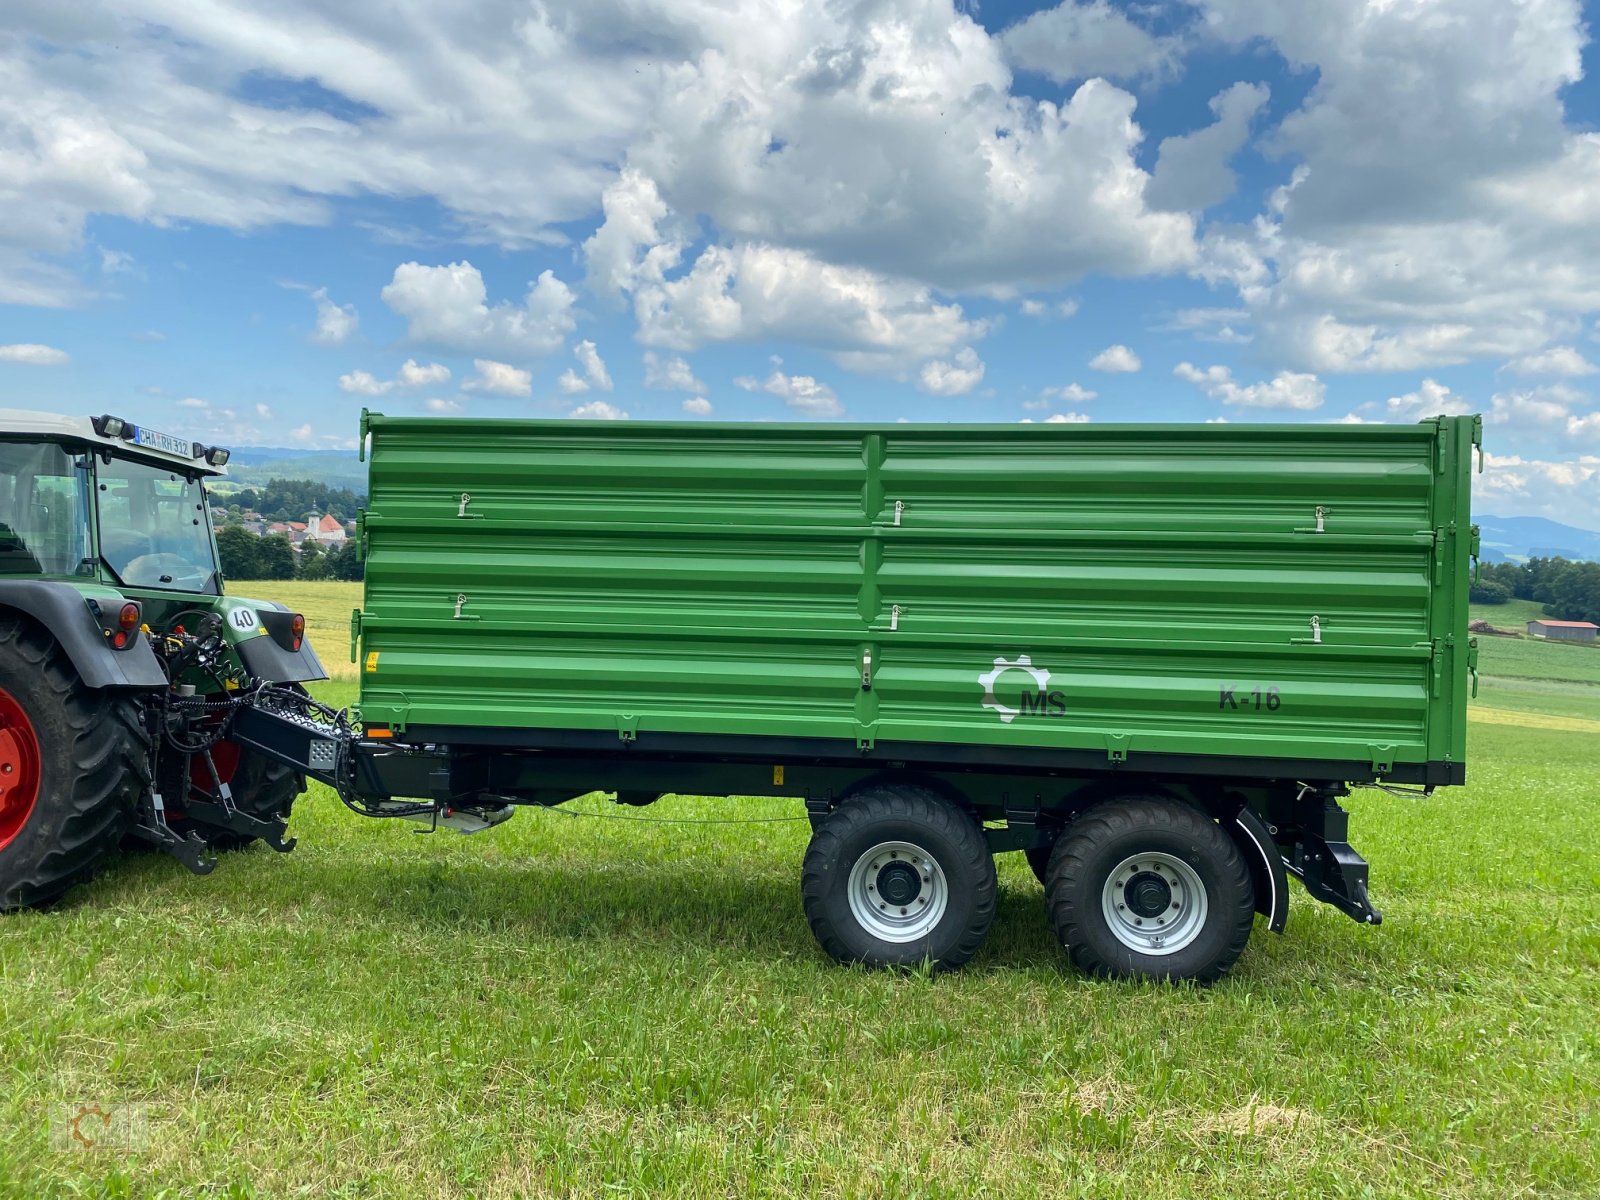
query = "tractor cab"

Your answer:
(0, 411), (230, 611)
